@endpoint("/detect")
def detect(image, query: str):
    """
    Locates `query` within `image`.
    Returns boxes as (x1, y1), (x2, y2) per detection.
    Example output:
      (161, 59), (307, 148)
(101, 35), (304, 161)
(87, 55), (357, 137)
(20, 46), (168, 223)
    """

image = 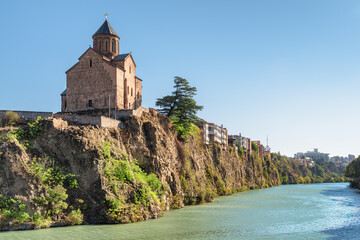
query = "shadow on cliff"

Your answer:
(320, 183), (360, 240)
